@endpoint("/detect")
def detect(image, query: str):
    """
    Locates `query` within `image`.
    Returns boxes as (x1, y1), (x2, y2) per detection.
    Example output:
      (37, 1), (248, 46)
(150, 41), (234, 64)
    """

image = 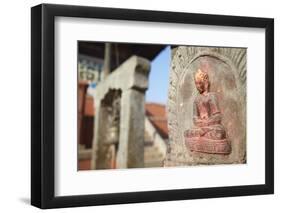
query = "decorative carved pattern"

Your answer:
(99, 89), (122, 169)
(102, 90), (121, 145)
(187, 139), (231, 154)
